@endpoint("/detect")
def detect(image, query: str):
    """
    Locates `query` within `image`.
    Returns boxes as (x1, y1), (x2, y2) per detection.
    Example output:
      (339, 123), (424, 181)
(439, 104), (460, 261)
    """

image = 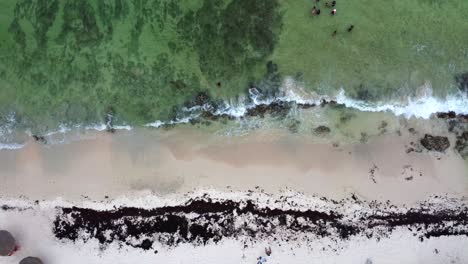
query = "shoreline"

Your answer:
(1, 84), (468, 149)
